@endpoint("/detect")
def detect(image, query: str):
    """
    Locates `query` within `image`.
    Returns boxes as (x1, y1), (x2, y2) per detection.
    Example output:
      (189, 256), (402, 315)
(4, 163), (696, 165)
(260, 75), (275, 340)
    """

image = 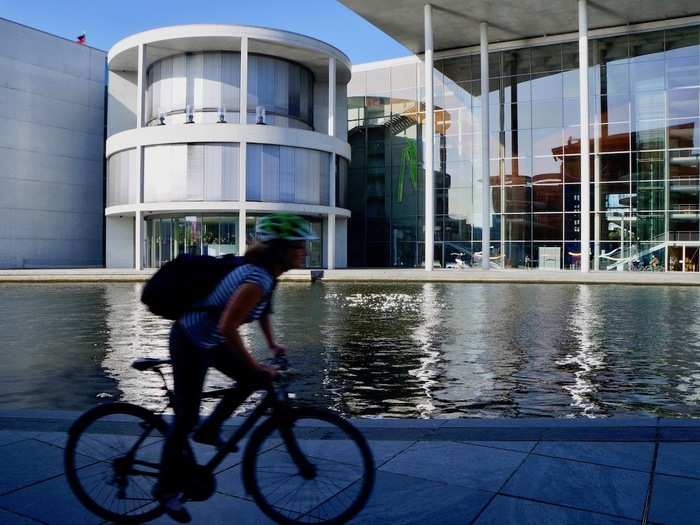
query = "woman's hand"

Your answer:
(254, 363), (279, 381)
(269, 343), (288, 357)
